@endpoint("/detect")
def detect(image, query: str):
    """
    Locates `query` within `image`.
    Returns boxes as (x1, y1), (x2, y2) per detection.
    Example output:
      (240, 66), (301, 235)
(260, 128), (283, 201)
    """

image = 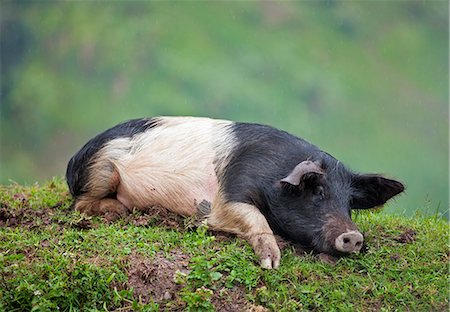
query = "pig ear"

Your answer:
(350, 174), (405, 209)
(280, 160), (324, 187)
